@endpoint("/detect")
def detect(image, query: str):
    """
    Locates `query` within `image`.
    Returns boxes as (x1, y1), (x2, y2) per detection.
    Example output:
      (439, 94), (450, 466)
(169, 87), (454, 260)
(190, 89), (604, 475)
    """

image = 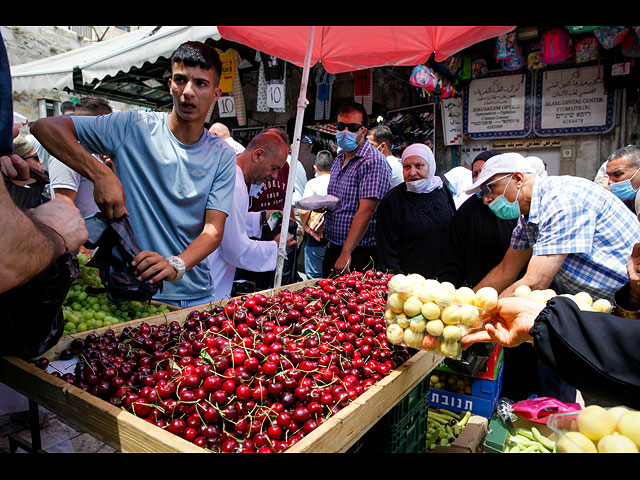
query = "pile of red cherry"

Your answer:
(43, 270), (410, 453)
